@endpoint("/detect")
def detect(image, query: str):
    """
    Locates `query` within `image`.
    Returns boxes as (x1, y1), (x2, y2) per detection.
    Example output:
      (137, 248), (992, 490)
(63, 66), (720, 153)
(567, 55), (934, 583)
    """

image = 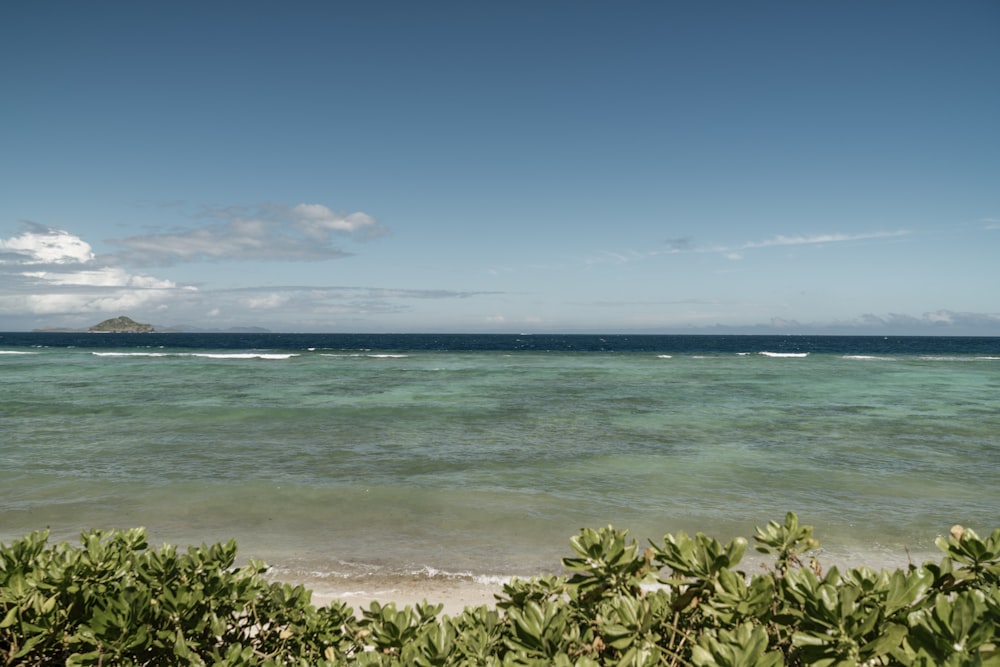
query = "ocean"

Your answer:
(1, 332), (998, 596)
